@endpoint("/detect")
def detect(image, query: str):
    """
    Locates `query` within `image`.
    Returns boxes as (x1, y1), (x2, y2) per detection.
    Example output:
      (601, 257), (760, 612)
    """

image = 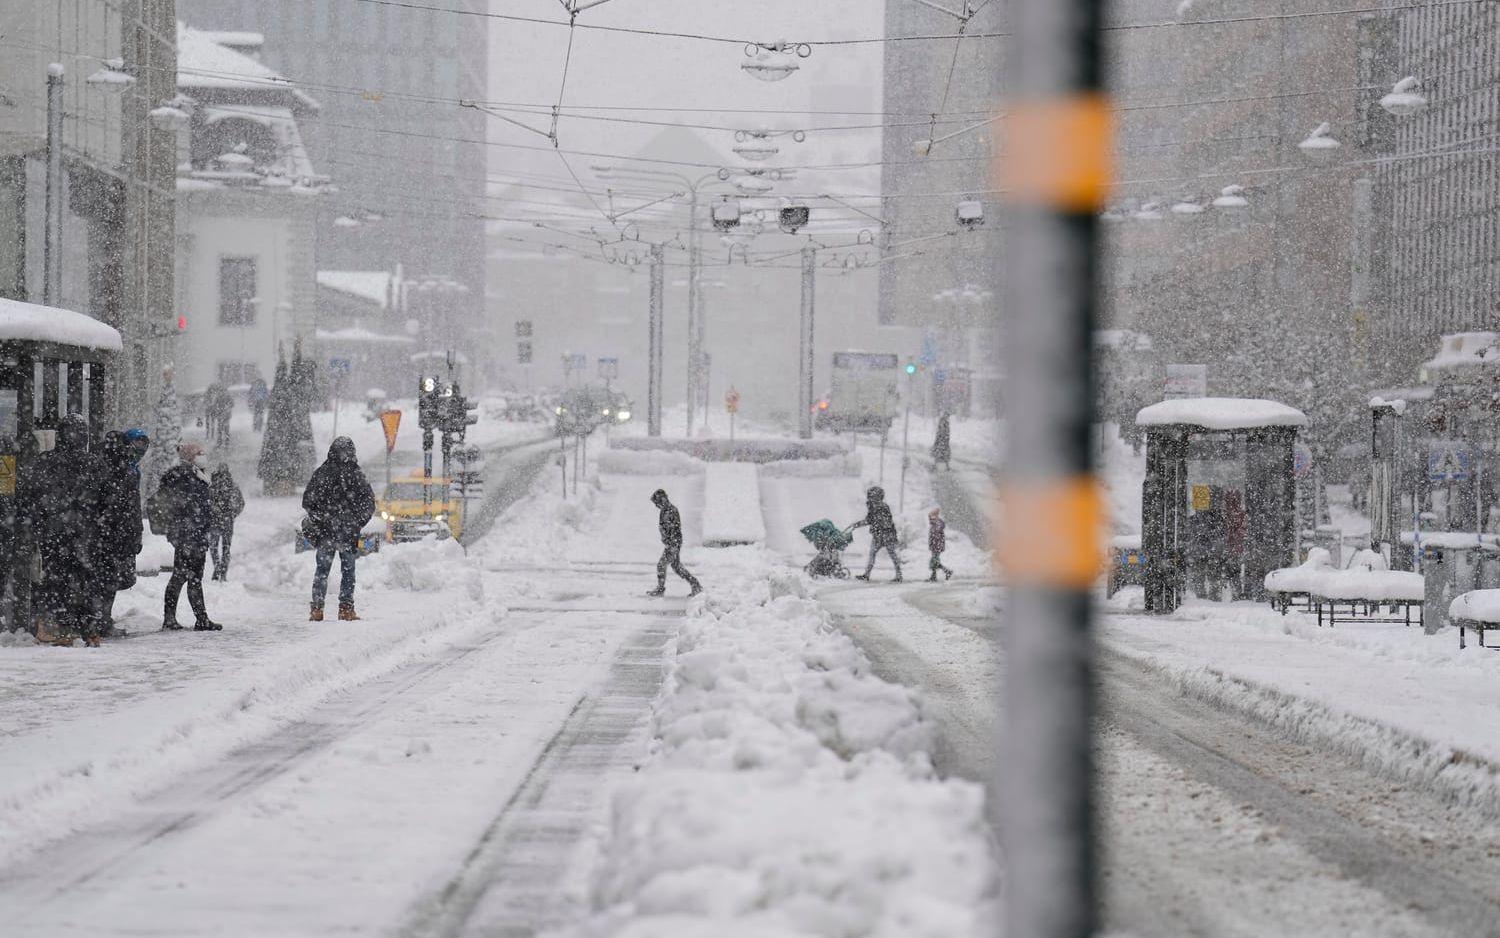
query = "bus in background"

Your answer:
(815, 351), (900, 433)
